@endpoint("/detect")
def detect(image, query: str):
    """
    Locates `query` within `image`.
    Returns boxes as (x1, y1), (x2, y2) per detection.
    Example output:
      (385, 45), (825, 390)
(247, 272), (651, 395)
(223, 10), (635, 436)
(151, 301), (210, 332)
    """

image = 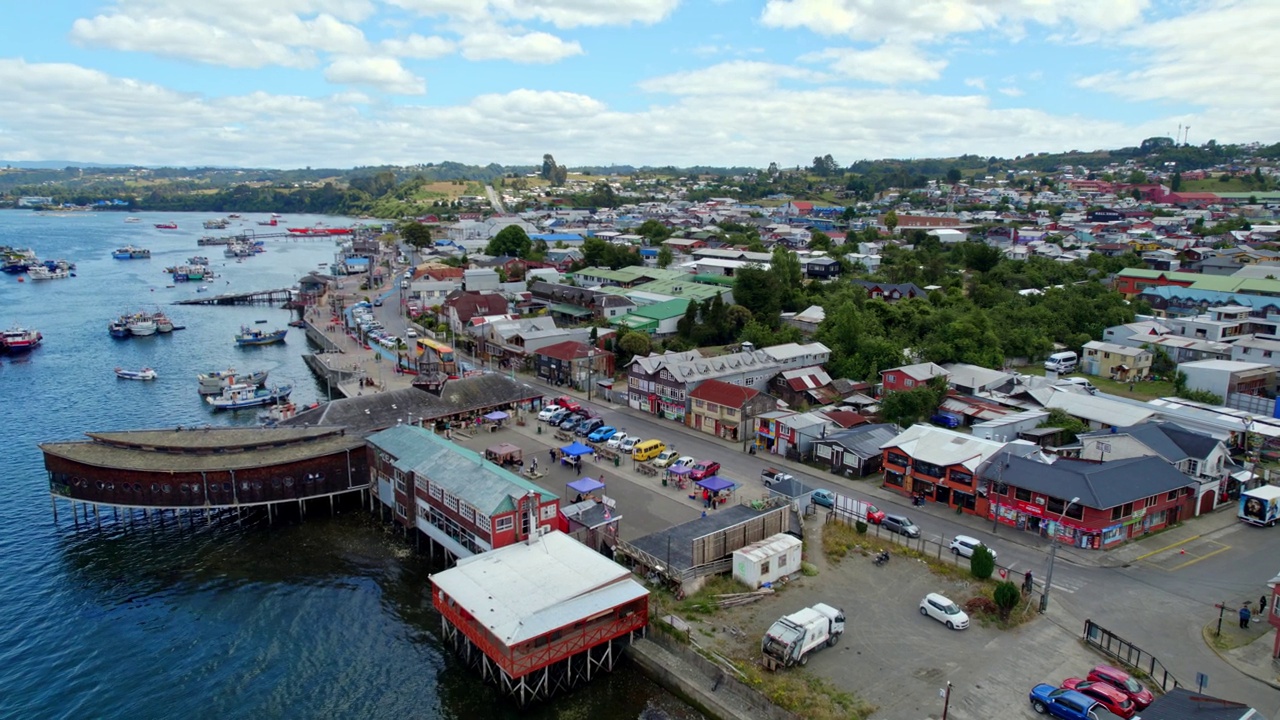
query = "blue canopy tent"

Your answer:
(560, 442), (593, 457)
(696, 476), (737, 507)
(567, 477), (606, 501)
